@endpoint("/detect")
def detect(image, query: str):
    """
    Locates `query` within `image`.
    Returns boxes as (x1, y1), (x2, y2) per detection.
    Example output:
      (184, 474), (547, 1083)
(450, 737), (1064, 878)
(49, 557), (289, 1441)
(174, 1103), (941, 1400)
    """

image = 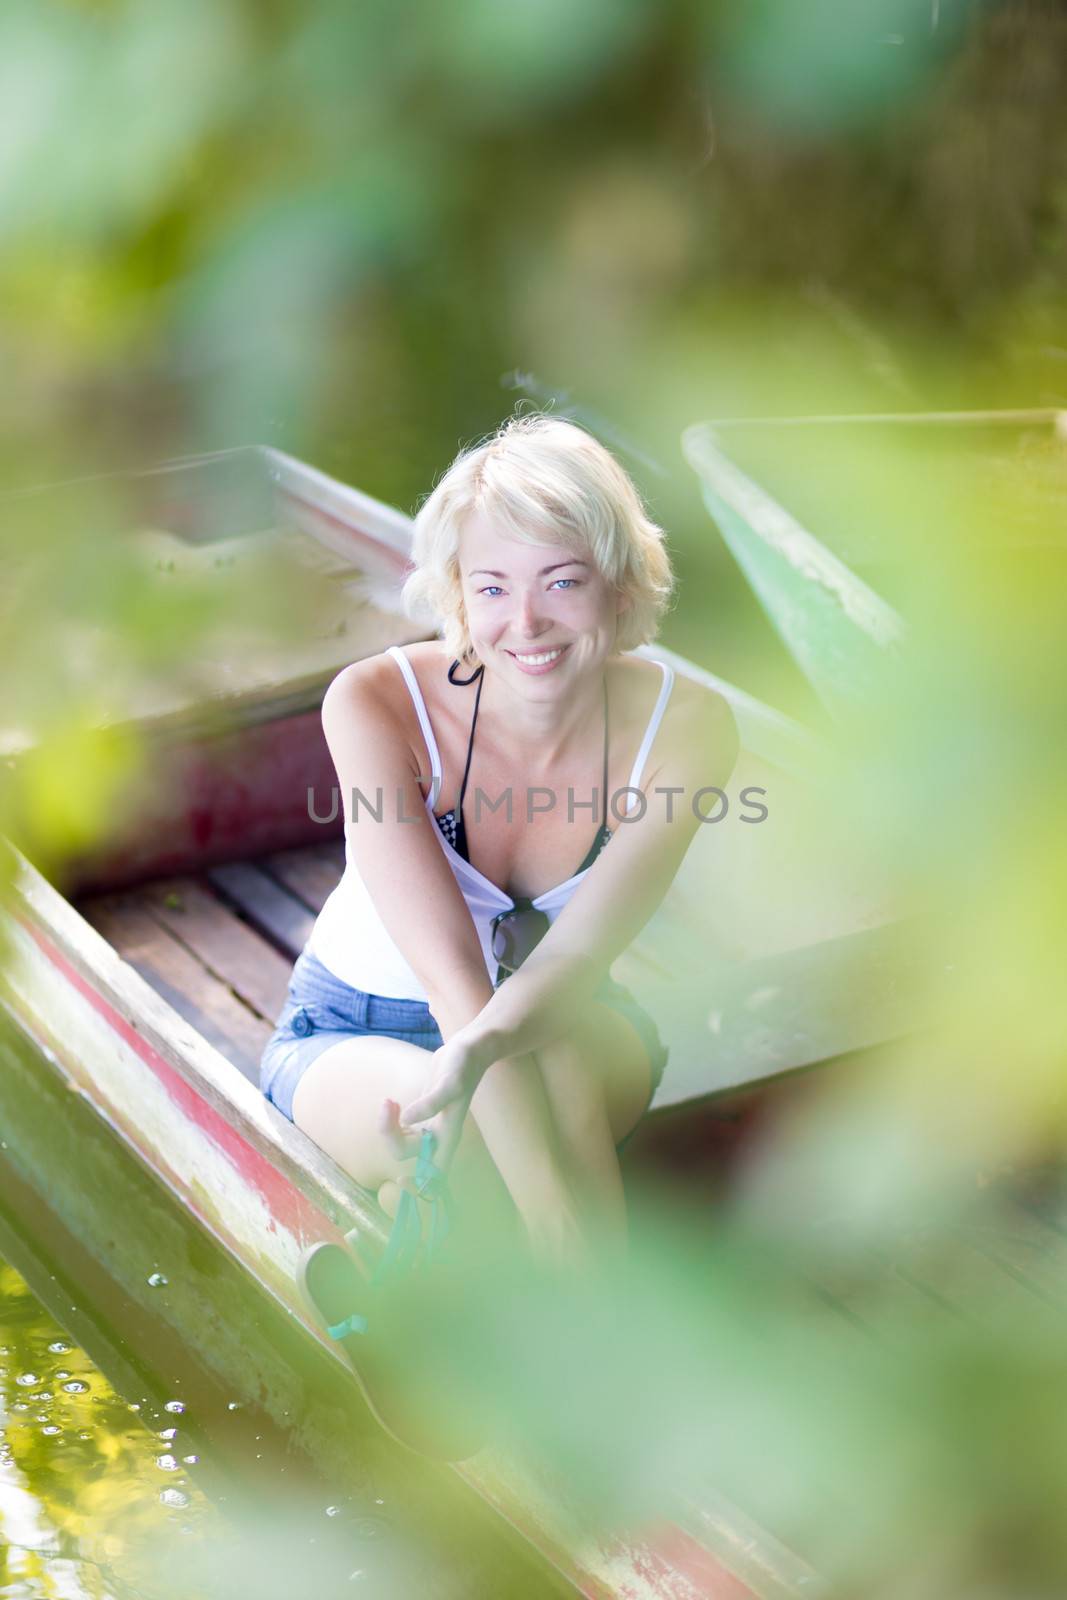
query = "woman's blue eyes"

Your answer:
(478, 579), (579, 597)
